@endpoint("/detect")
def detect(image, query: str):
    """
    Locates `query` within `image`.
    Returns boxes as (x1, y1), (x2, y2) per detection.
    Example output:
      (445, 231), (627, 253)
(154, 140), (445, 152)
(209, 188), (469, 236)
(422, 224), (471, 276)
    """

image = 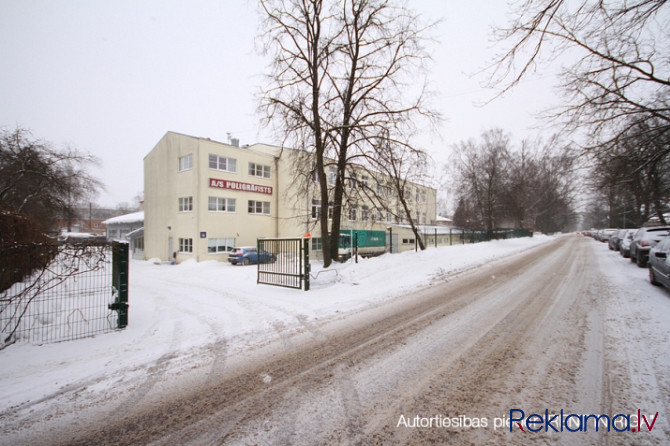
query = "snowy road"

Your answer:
(3, 235), (669, 445)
